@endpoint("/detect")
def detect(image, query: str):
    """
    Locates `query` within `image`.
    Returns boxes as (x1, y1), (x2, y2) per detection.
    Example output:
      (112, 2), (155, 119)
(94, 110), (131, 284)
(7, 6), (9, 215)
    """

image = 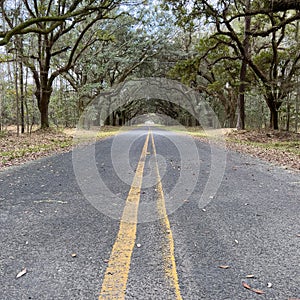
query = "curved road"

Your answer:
(0, 127), (299, 299)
